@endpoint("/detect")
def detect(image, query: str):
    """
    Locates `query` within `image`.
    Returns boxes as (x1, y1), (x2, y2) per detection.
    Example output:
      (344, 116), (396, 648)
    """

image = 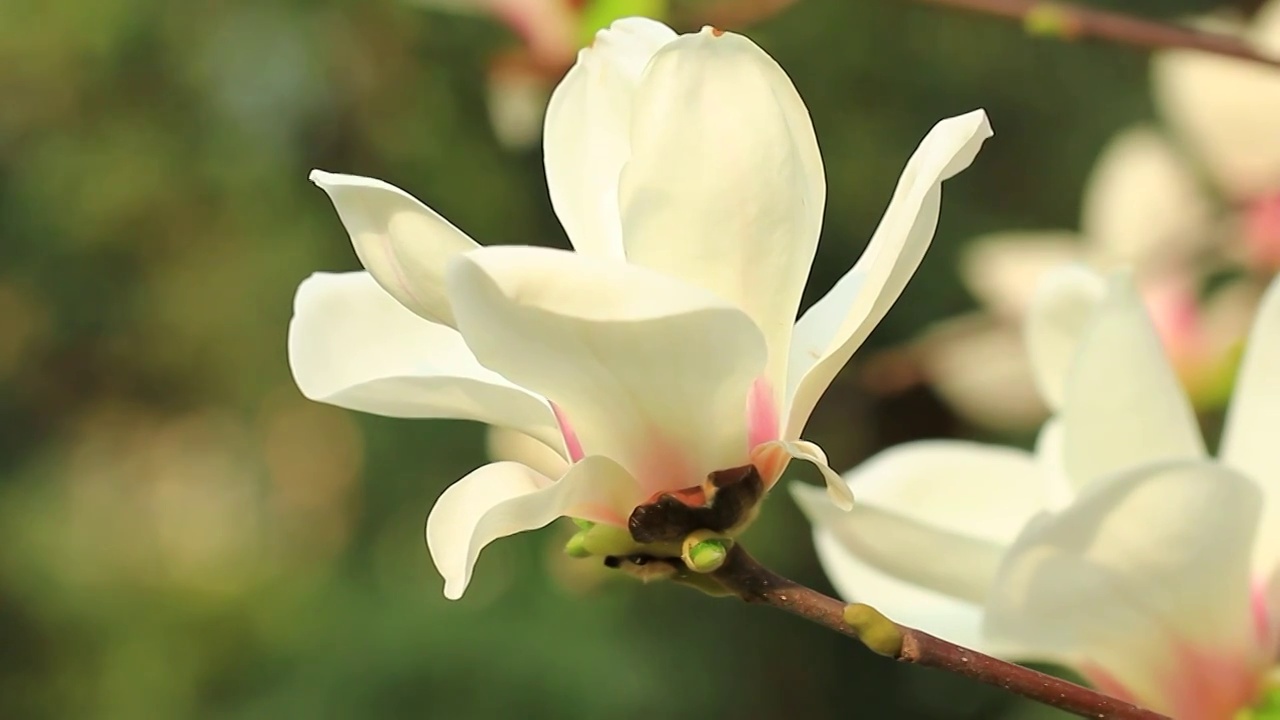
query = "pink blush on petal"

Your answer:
(746, 377), (780, 451)
(551, 402), (584, 463)
(1251, 581), (1277, 652)
(1244, 193), (1280, 271)
(634, 431), (700, 497)
(1083, 642), (1266, 720)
